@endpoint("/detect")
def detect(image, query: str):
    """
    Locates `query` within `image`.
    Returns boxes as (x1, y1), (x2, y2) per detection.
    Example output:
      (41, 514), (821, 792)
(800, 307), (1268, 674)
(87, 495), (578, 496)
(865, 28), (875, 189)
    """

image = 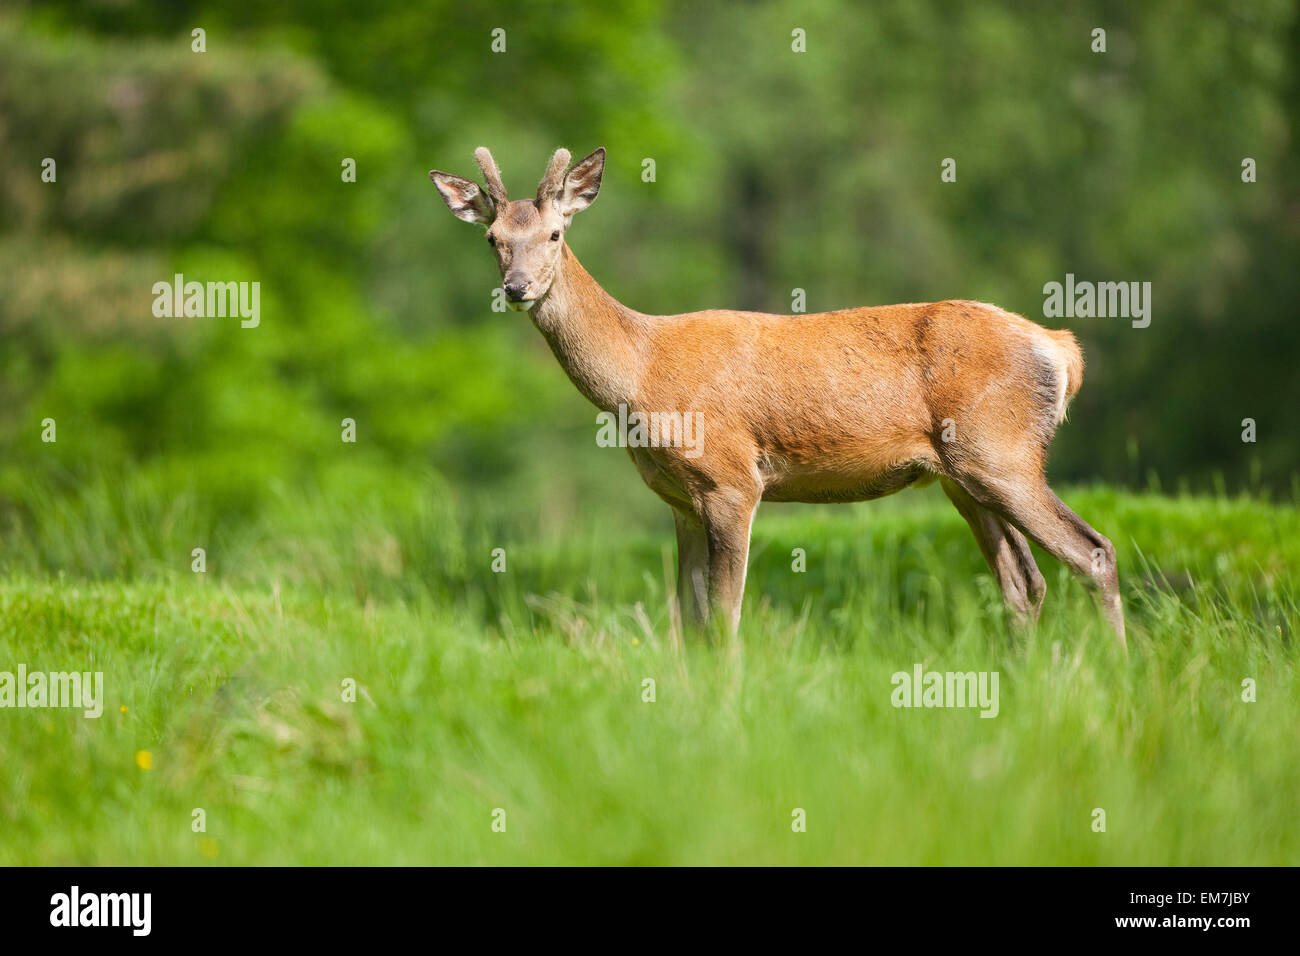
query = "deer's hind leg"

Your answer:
(941, 478), (1046, 626)
(950, 470), (1126, 647)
